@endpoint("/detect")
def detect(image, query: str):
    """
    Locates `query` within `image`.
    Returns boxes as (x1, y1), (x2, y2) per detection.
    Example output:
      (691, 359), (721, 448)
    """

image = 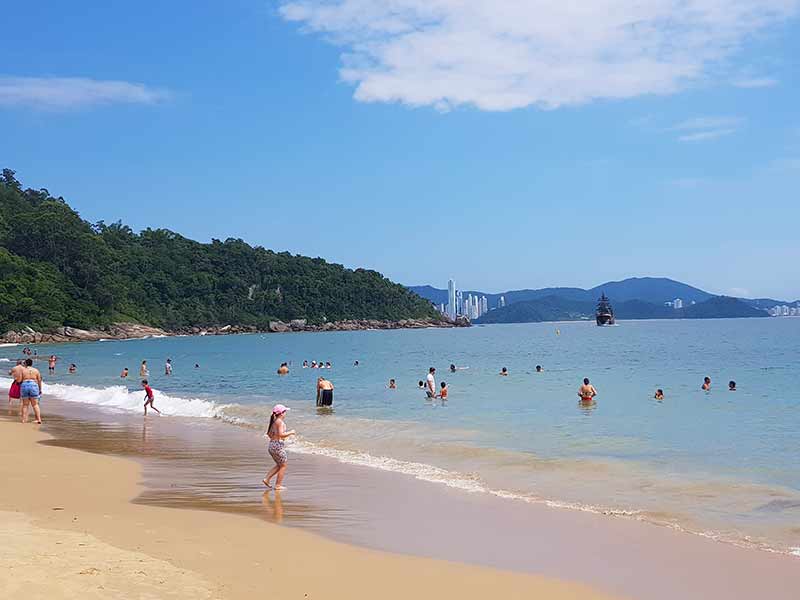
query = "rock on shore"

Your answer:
(1, 317), (469, 345)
